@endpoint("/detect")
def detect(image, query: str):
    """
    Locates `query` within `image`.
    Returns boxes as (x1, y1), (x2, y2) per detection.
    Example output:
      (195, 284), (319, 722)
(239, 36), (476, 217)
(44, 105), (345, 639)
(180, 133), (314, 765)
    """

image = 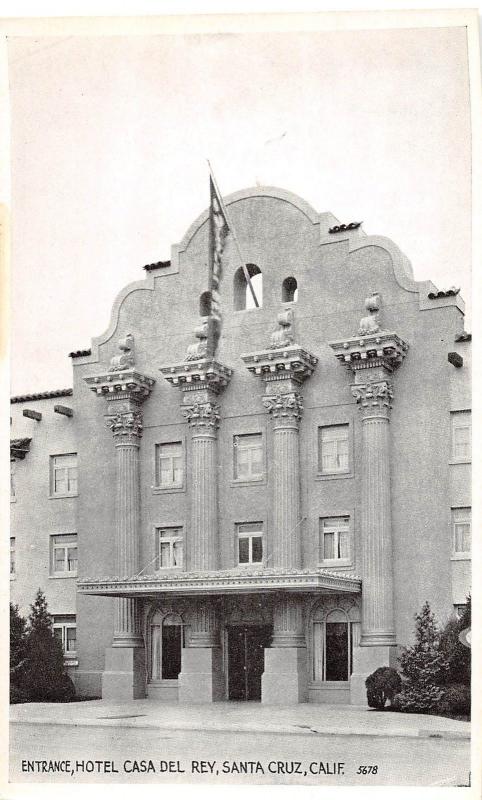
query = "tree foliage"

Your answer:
(397, 601), (449, 713)
(439, 595), (471, 686)
(10, 603), (27, 703)
(15, 589), (75, 703)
